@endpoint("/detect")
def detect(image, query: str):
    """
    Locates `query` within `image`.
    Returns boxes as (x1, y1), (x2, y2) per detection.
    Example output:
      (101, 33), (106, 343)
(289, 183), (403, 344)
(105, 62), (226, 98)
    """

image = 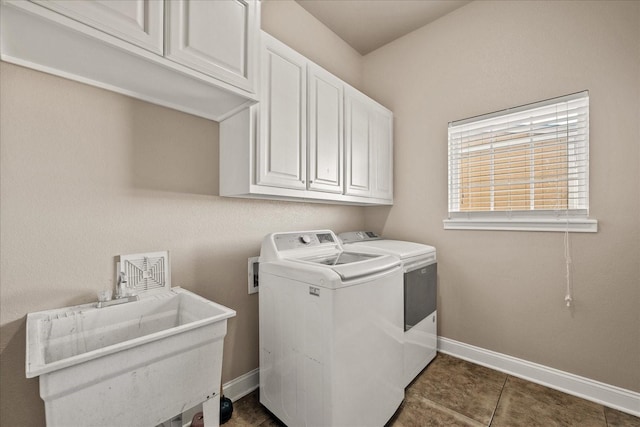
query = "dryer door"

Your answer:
(404, 262), (437, 331)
